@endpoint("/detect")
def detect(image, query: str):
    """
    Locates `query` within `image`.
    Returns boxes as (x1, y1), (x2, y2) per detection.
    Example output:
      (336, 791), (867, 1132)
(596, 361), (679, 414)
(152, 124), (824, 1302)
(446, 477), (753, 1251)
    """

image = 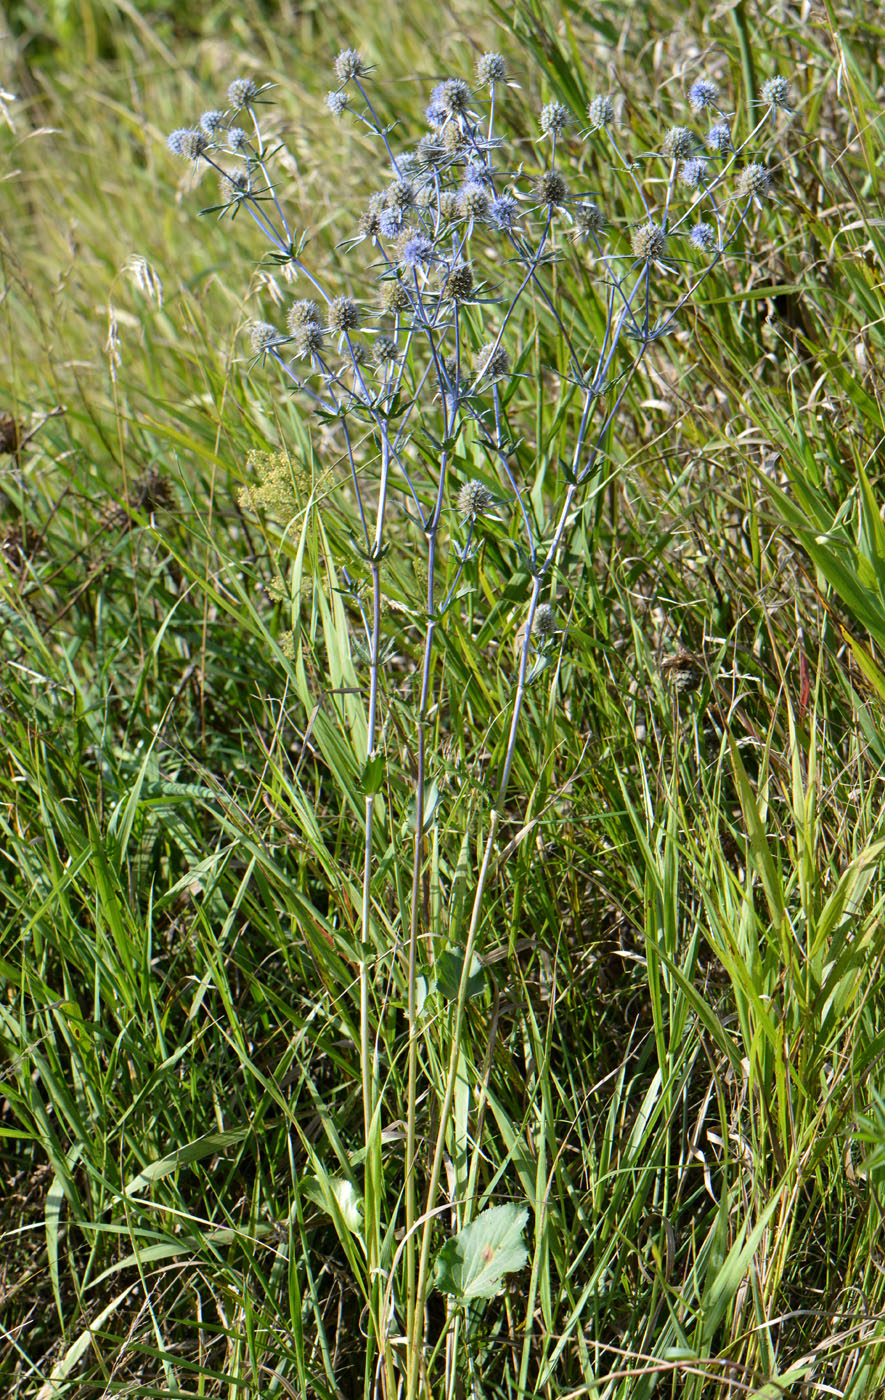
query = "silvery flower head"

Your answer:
(458, 182), (491, 221)
(533, 169), (569, 207)
(688, 78), (719, 112)
(736, 162), (772, 202)
(167, 127), (209, 160)
(219, 168), (250, 203)
(292, 323), (326, 359)
(533, 604), (556, 638)
(226, 127), (250, 154)
(475, 52), (507, 87)
(327, 297), (361, 333)
(249, 320), (282, 355)
(397, 231), (435, 269)
(490, 194), (519, 230)
(200, 109), (227, 137)
(326, 90), (349, 116)
(373, 333), (399, 367)
(679, 157), (708, 189)
(539, 101), (570, 136)
(378, 206), (405, 238)
(587, 95), (615, 129)
(688, 221), (717, 252)
(228, 77), (261, 109)
(432, 77), (472, 120)
(457, 479), (495, 518)
(705, 122), (731, 154)
(573, 201), (606, 238)
(439, 259), (474, 303)
(761, 75), (792, 111)
(631, 220), (667, 262)
(380, 279), (412, 314)
(335, 49), (369, 82)
(475, 342), (510, 380)
(661, 125), (696, 159)
(287, 299), (322, 334)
